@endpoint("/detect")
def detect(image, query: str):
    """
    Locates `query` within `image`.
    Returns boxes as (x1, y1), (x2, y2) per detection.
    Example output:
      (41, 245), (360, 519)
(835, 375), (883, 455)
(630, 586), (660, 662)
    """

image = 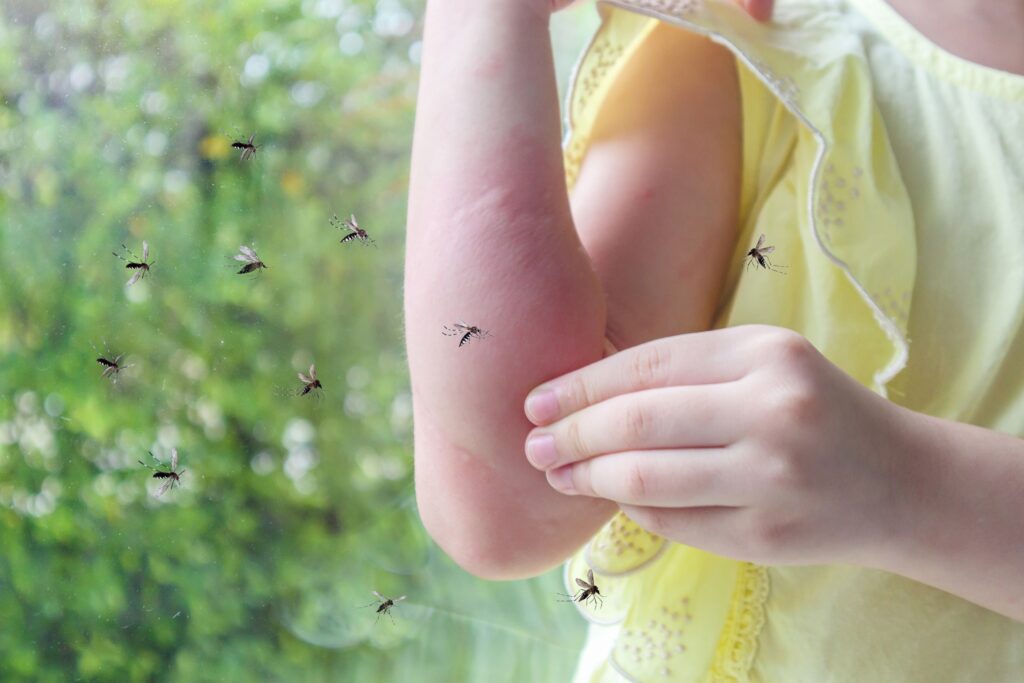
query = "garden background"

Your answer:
(0, 1), (600, 680)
